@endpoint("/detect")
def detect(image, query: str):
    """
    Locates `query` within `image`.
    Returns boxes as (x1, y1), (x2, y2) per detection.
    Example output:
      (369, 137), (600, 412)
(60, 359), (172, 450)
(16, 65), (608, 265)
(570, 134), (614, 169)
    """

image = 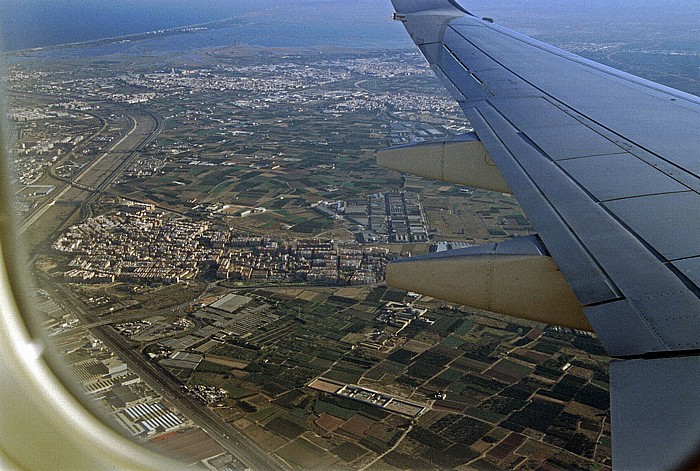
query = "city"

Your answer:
(5, 11), (618, 471)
